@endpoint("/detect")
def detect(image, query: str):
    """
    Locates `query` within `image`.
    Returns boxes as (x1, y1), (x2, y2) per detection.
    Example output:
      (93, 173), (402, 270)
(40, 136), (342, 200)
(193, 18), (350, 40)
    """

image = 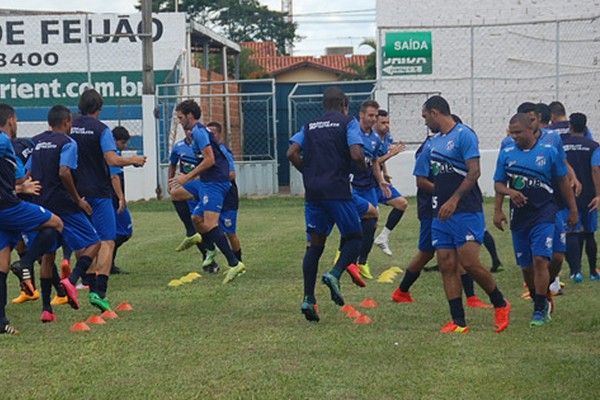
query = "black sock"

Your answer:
(62, 243), (73, 261)
(82, 273), (97, 292)
(51, 264), (66, 296)
(358, 218), (377, 265)
(332, 237), (361, 278)
(584, 233), (597, 274)
(565, 233), (583, 275)
(449, 298), (466, 327)
(533, 293), (547, 313)
(172, 201), (196, 237)
(204, 227), (238, 266)
(69, 256), (93, 285)
(234, 249), (242, 262)
(486, 287), (507, 308)
(0, 272), (7, 323)
(196, 242), (208, 258)
(483, 230), (502, 267)
(40, 278), (53, 312)
(303, 245), (324, 302)
(96, 274), (109, 298)
(399, 269), (420, 292)
(385, 209), (404, 231)
(461, 273), (475, 298)
(20, 228), (58, 268)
